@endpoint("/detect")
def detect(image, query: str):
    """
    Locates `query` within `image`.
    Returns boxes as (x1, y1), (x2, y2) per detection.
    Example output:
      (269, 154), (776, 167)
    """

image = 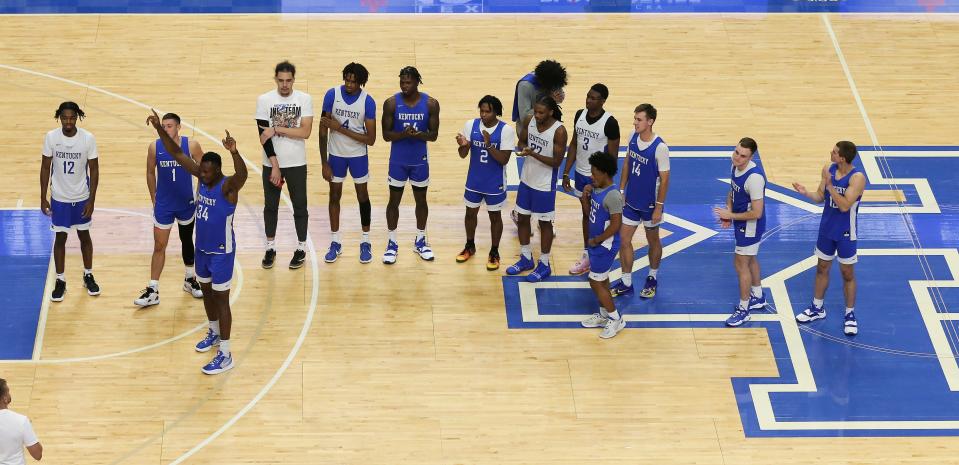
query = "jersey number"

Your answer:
(341, 120), (349, 129)
(479, 149), (489, 163)
(196, 205), (209, 221)
(582, 137), (590, 151)
(63, 161), (75, 174)
(589, 206), (597, 224)
(631, 161), (641, 177)
(171, 169), (176, 182)
(530, 143), (543, 154)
